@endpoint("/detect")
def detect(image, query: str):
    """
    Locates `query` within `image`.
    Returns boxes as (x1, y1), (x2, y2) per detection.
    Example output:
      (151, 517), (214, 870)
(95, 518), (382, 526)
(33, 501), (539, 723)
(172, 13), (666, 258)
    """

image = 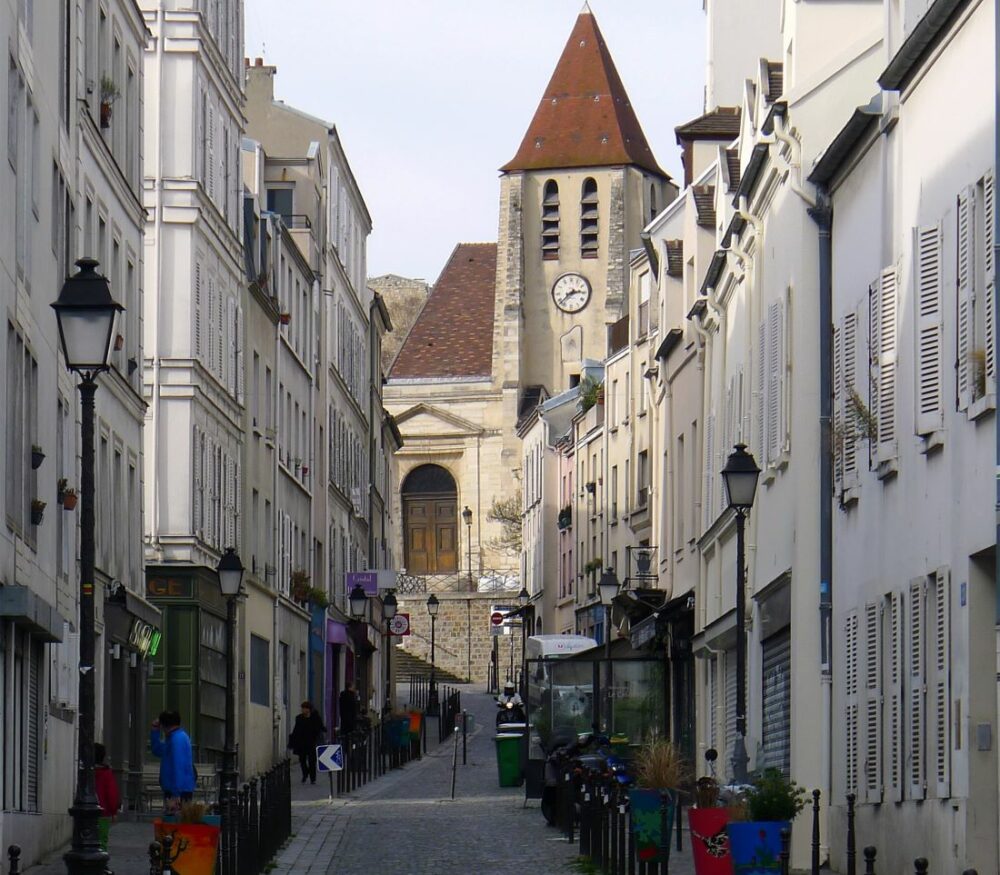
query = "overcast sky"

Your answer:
(244, 1), (706, 282)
